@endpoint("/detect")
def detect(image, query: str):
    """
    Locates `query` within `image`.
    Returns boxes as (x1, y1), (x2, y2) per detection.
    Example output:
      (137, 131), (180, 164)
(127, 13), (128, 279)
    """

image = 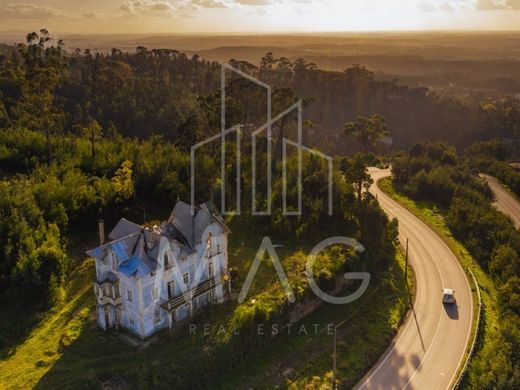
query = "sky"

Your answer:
(1, 0), (520, 34)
